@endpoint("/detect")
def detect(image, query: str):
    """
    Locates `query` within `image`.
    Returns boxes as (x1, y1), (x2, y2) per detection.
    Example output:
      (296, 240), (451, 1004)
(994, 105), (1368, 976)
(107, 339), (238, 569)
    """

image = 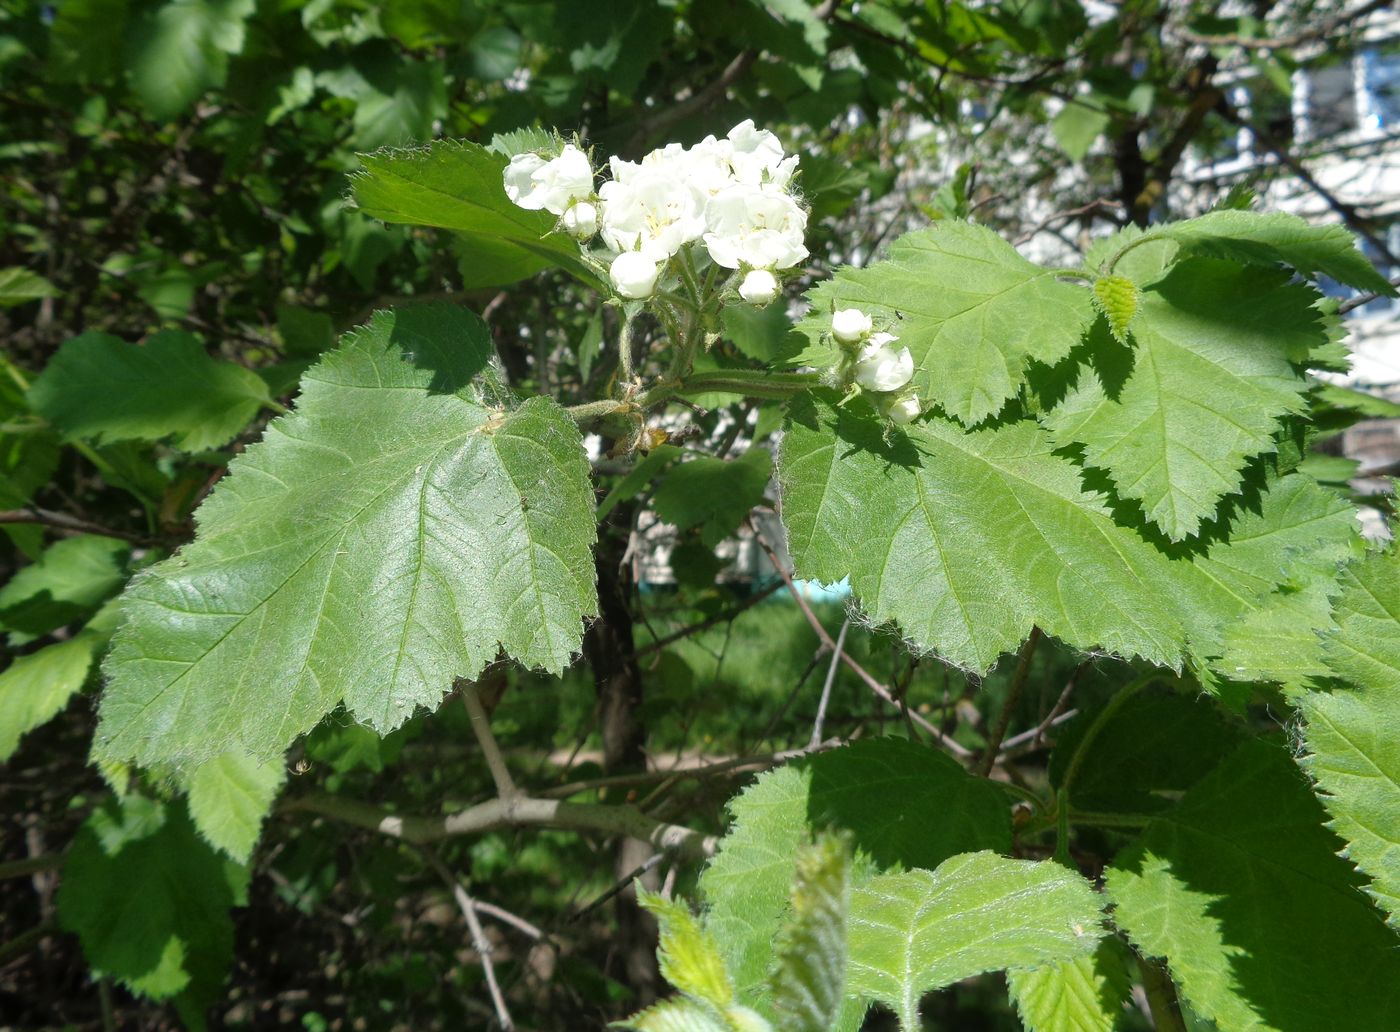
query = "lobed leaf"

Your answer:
(1106, 739), (1400, 1030)
(699, 738), (1009, 1004)
(57, 796), (239, 1023)
(846, 852), (1105, 1030)
(1299, 547), (1400, 926)
(791, 223), (1093, 426)
(768, 836), (849, 1032)
(0, 534), (129, 644)
(652, 449), (773, 546)
(182, 749), (287, 864)
(781, 389), (1360, 674)
(28, 330), (273, 452)
(1007, 939), (1133, 1032)
(95, 304), (598, 771)
(1044, 262), (1320, 540)
(351, 140), (599, 289)
(0, 266), (57, 307)
(1127, 211), (1397, 296)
